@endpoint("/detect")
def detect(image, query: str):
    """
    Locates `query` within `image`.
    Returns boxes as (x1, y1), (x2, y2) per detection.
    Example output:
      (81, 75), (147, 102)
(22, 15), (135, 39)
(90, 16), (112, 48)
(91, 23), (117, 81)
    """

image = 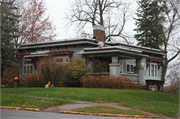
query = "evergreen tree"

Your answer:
(134, 0), (166, 49)
(1, 0), (20, 76)
(1, 0), (20, 62)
